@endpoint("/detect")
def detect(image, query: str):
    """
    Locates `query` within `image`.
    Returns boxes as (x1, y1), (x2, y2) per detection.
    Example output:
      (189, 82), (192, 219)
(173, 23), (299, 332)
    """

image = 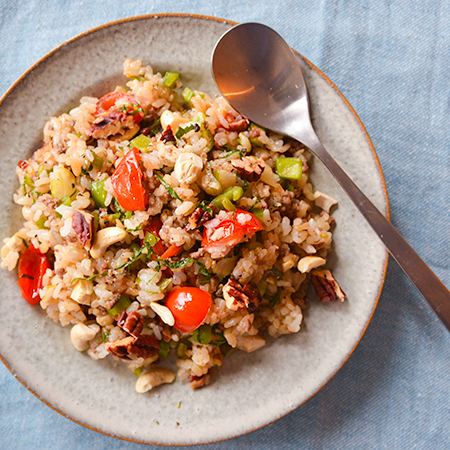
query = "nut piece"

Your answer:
(160, 110), (190, 134)
(174, 152), (204, 185)
(135, 368), (176, 393)
(314, 191), (338, 213)
(70, 323), (100, 352)
(190, 373), (211, 390)
(297, 256), (326, 274)
(104, 334), (160, 359)
(223, 279), (261, 311)
(150, 302), (175, 326)
(311, 269), (346, 302)
(225, 118), (250, 132)
(87, 110), (136, 140)
(70, 279), (94, 305)
(117, 310), (144, 338)
(185, 206), (214, 231)
(235, 335), (266, 353)
(72, 210), (94, 249)
(90, 226), (127, 259)
(231, 156), (265, 182)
